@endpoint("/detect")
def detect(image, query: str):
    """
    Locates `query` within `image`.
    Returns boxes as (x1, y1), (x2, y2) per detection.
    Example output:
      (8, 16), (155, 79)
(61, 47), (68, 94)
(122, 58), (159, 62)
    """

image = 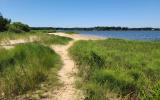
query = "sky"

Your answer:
(0, 0), (160, 28)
